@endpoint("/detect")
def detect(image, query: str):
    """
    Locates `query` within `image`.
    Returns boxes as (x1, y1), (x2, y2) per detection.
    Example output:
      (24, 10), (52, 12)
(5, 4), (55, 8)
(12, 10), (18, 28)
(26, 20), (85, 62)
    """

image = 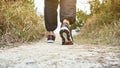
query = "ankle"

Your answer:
(63, 19), (70, 25)
(48, 31), (55, 36)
